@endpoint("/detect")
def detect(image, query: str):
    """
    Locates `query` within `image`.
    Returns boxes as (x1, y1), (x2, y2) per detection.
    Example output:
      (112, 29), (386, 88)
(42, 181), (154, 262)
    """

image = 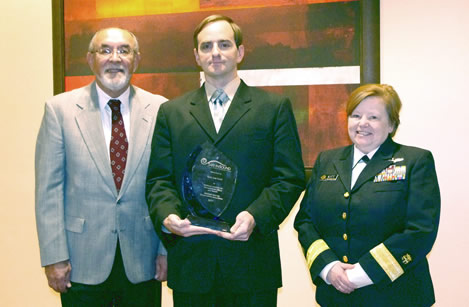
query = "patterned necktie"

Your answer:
(108, 99), (128, 191)
(211, 89), (229, 106)
(210, 89), (229, 132)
